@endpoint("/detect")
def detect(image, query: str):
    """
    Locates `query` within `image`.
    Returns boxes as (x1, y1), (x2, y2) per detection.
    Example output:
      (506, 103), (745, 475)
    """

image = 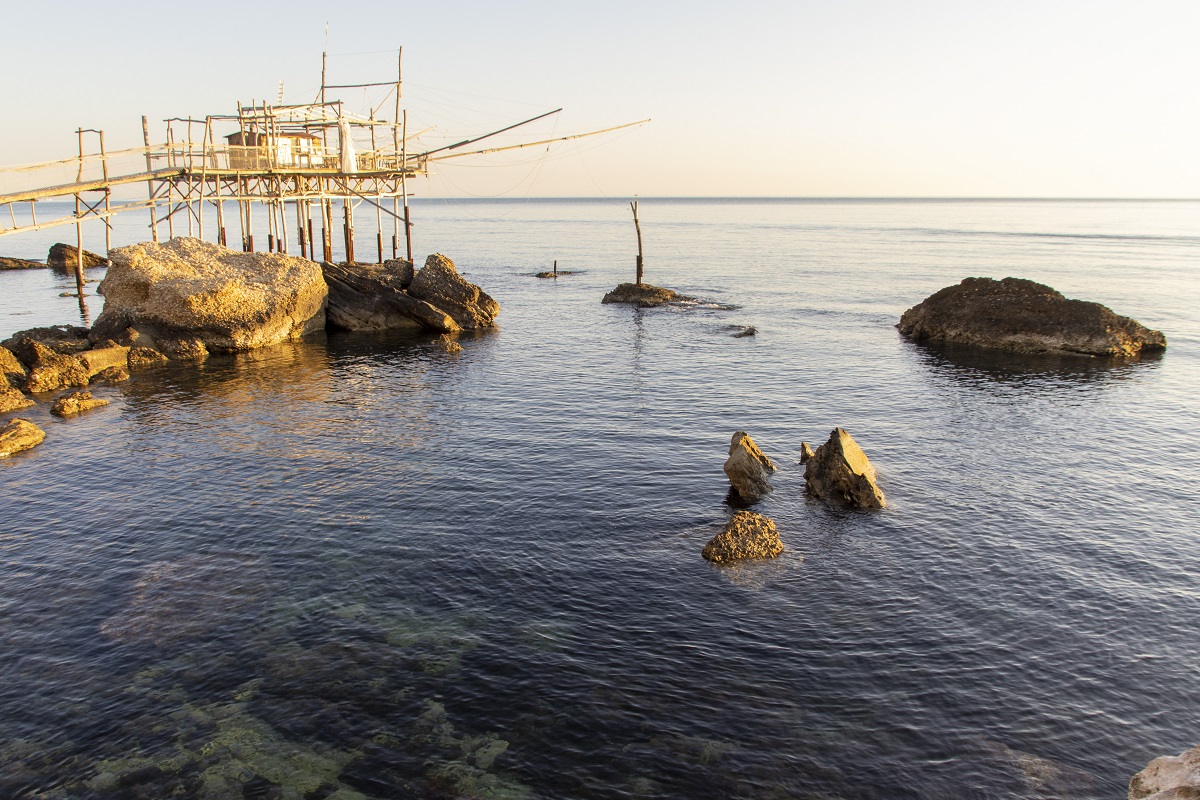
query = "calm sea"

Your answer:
(1, 198), (1198, 799)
